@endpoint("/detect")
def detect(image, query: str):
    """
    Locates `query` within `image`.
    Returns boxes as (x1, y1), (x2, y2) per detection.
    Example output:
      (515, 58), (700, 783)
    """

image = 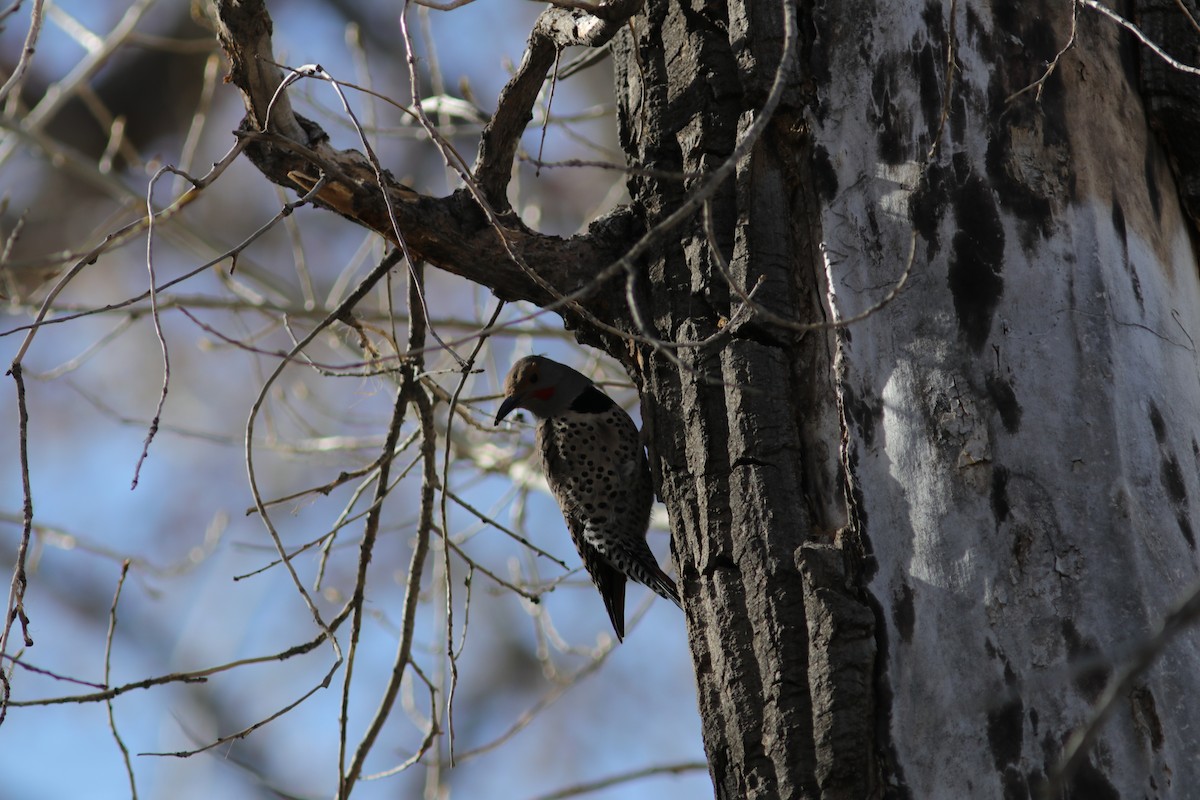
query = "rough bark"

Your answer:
(612, 2), (868, 797)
